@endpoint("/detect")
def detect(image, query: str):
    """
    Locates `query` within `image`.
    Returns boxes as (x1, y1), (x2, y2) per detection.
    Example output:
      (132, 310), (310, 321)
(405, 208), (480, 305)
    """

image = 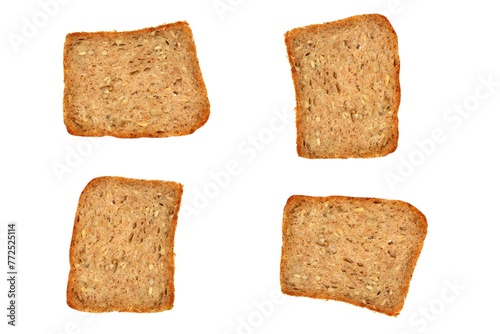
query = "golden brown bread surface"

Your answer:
(63, 21), (209, 138)
(280, 195), (427, 316)
(285, 14), (400, 158)
(67, 176), (182, 312)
